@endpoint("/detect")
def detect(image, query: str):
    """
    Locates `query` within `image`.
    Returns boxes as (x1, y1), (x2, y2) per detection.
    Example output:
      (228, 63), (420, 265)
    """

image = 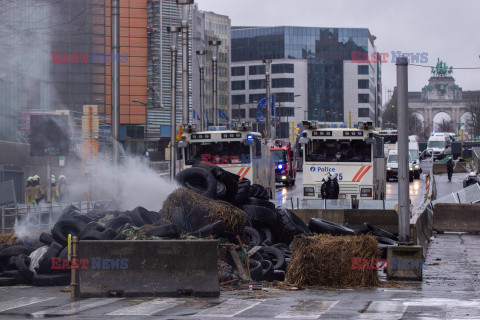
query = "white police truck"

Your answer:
(299, 121), (386, 200)
(178, 123), (275, 198)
